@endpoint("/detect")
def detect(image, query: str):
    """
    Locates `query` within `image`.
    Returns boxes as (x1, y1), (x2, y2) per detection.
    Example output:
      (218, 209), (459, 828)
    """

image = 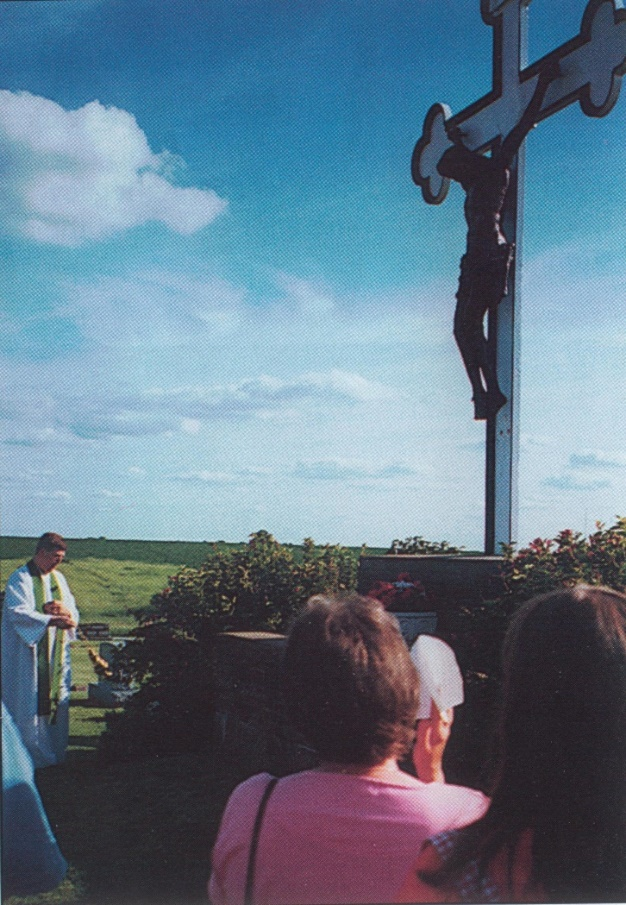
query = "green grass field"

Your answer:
(1, 536), (245, 637)
(1, 556), (181, 635)
(0, 536), (239, 567)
